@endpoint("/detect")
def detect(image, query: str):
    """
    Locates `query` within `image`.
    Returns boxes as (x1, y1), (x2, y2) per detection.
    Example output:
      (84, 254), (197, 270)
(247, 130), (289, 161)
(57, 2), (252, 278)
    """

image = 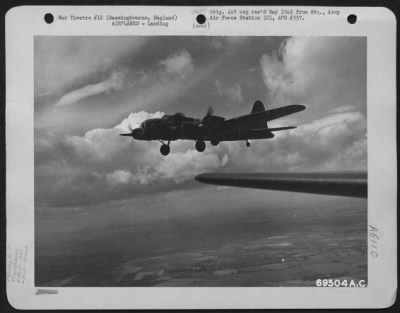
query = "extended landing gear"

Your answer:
(245, 140), (251, 147)
(159, 140), (207, 155)
(210, 139), (220, 146)
(159, 141), (170, 156)
(160, 144), (170, 156)
(195, 140), (206, 152)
